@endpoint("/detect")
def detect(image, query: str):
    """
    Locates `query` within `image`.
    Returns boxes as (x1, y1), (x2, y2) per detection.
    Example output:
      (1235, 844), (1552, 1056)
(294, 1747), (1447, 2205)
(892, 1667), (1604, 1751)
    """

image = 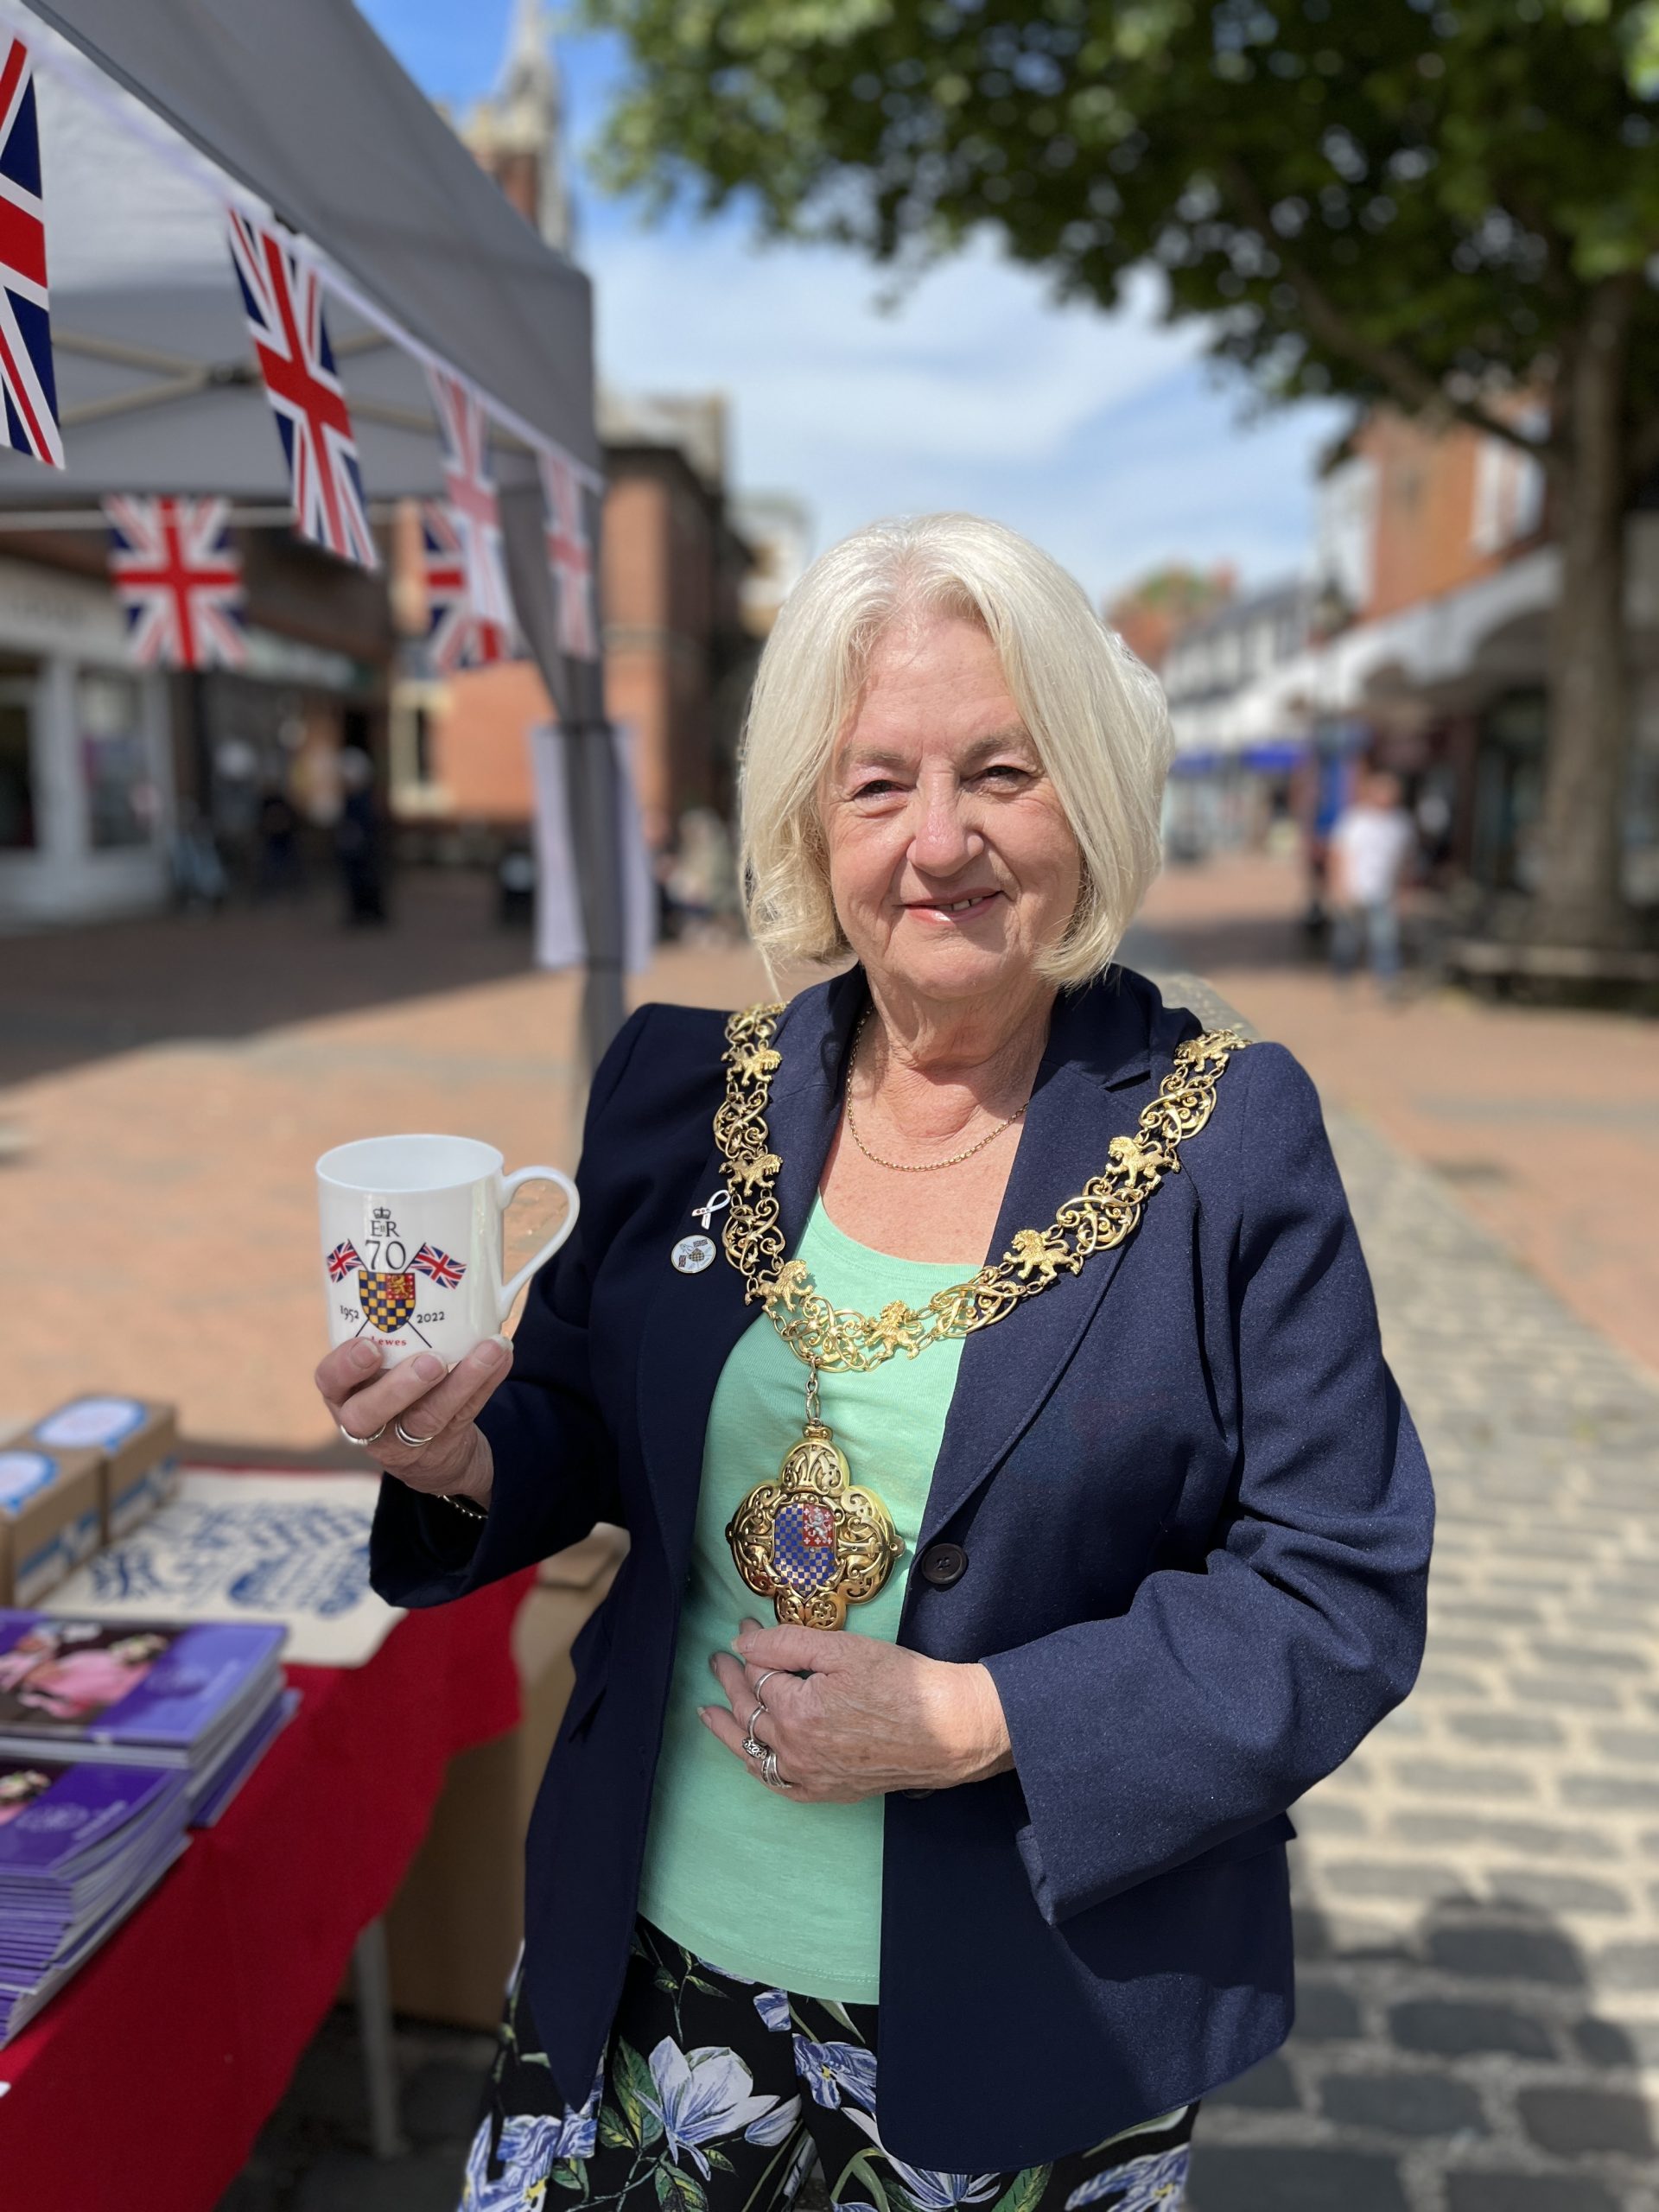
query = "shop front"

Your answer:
(0, 555), (172, 928)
